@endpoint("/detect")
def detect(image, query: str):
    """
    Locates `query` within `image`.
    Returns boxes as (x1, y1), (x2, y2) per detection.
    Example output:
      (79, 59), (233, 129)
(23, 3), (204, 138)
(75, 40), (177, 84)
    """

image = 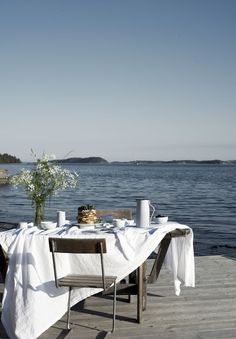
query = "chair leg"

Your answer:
(128, 271), (136, 303)
(67, 287), (72, 330)
(143, 262), (147, 311)
(111, 283), (117, 333)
